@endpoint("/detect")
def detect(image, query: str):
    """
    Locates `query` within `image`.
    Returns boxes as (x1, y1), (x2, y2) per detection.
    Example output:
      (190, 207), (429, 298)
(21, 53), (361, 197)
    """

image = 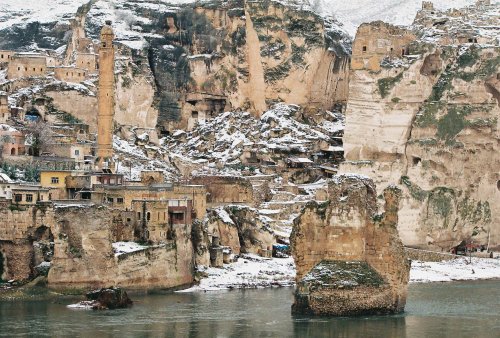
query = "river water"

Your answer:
(0, 280), (499, 337)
